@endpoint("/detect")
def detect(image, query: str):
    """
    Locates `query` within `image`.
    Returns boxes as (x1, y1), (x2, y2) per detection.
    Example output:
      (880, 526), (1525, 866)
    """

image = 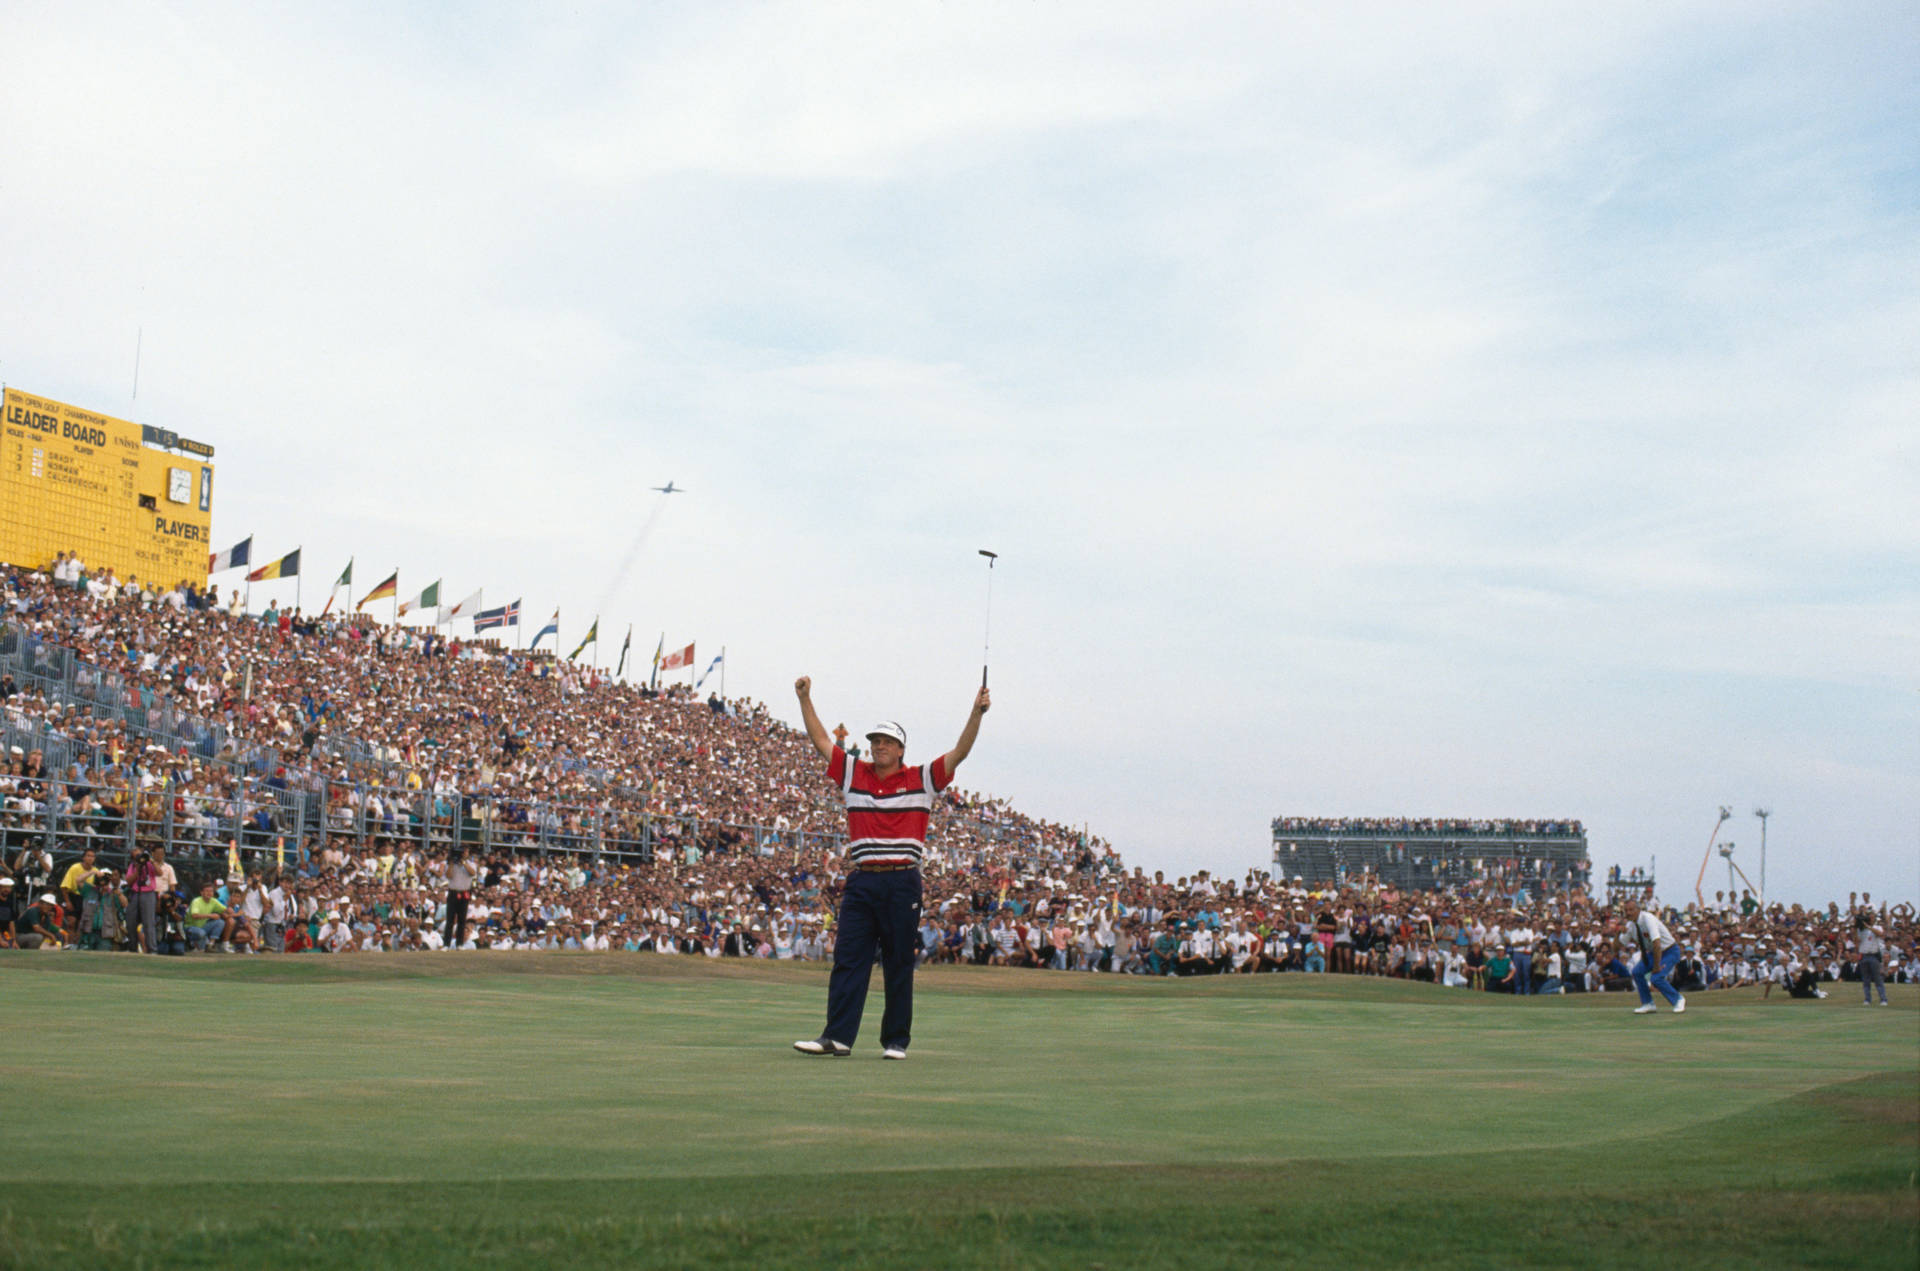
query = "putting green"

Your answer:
(2, 954), (1914, 1269)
